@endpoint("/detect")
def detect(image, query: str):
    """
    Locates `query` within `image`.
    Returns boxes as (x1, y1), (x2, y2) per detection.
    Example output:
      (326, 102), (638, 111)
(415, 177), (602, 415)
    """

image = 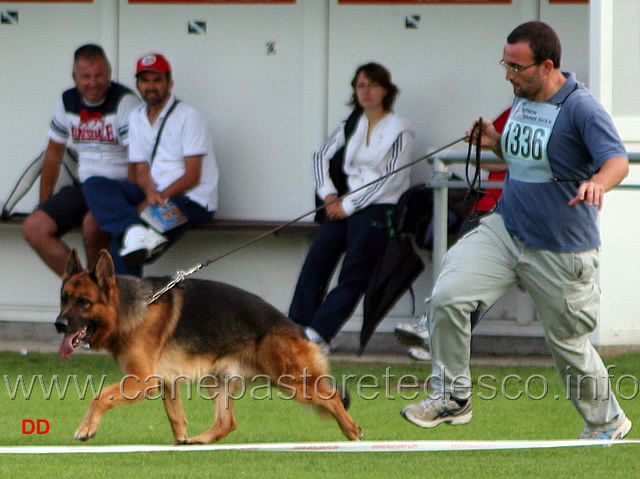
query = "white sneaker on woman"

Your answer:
(395, 314), (429, 347)
(407, 347), (431, 361)
(304, 327), (330, 355)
